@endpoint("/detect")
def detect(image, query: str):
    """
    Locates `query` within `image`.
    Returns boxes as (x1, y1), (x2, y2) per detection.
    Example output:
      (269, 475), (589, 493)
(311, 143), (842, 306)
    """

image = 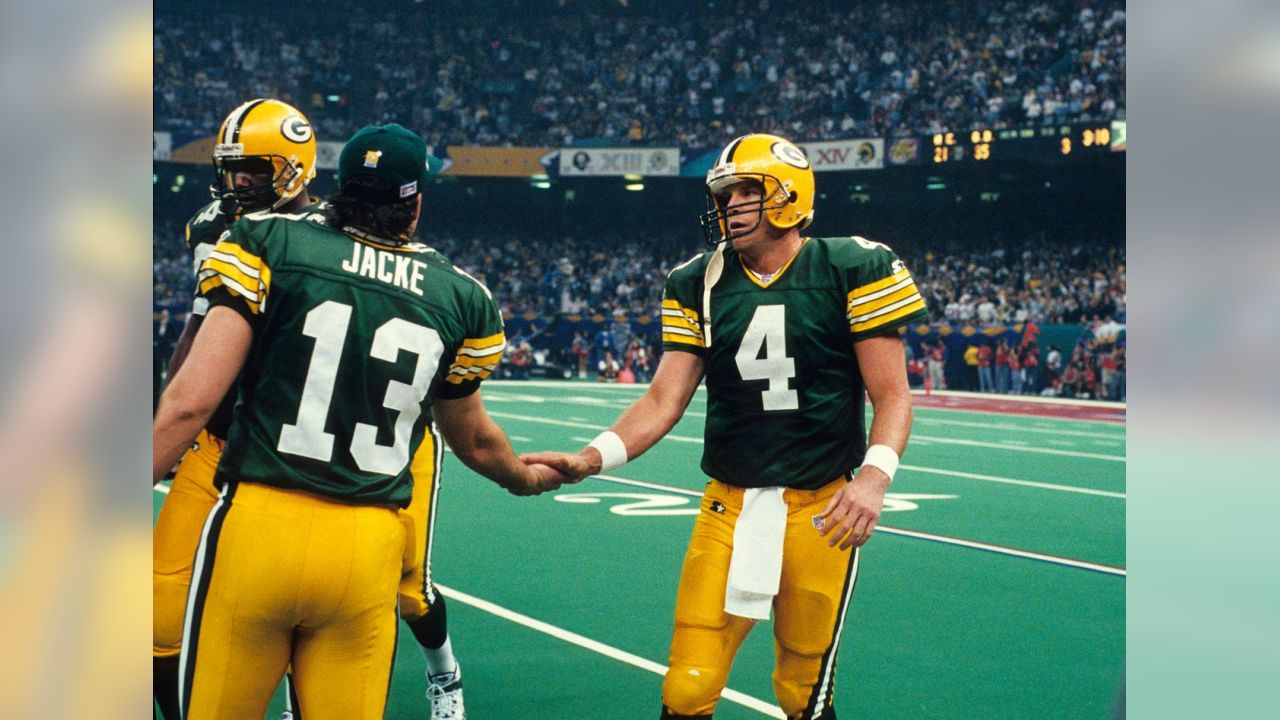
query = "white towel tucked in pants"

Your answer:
(724, 486), (788, 620)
